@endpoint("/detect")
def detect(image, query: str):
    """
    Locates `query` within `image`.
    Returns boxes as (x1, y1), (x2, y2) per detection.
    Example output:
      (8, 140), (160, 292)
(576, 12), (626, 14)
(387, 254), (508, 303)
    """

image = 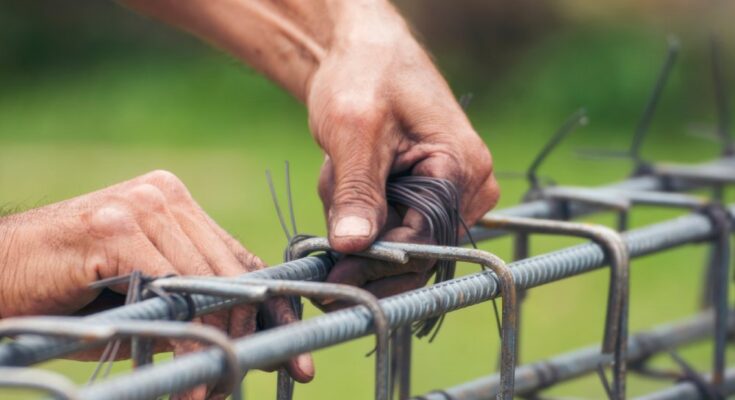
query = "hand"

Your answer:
(307, 9), (499, 303)
(120, 0), (499, 300)
(0, 170), (314, 398)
